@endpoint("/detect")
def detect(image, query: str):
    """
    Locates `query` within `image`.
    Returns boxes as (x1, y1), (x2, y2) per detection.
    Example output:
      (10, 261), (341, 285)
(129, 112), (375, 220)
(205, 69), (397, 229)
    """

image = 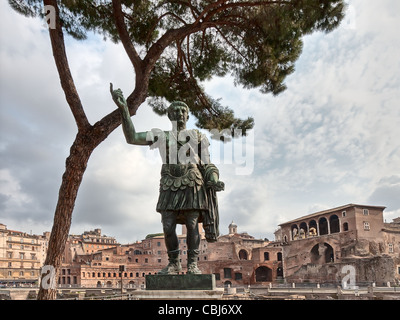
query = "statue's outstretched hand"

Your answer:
(110, 83), (127, 110)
